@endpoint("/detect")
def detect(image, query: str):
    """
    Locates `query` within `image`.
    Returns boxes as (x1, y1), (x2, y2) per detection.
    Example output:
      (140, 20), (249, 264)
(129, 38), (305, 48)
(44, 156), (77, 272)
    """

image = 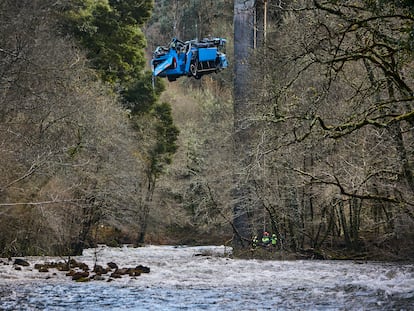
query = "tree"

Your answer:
(246, 0), (414, 255)
(132, 101), (179, 244)
(64, 0), (181, 246)
(0, 0), (165, 255)
(64, 0), (152, 84)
